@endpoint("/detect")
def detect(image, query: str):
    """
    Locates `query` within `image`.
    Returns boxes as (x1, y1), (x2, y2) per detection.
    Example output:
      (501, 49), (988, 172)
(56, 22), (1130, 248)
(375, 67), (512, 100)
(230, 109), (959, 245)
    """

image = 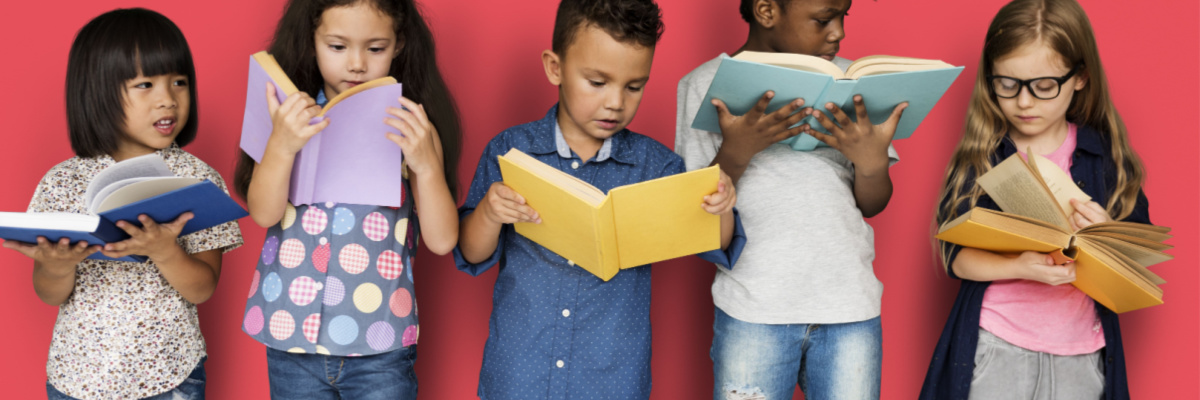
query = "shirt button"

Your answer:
(562, 309), (571, 317)
(567, 260), (575, 267)
(1076, 180), (1085, 189)
(556, 360), (565, 368)
(571, 161), (580, 169)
